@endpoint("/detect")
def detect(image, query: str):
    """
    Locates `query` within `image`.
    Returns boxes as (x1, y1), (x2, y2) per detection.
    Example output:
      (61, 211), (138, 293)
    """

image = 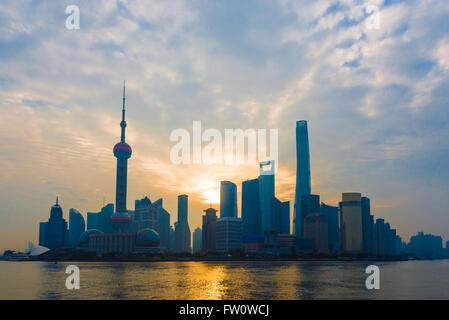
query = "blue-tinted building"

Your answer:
(174, 194), (191, 253)
(242, 178), (261, 236)
(320, 202), (339, 252)
(220, 181), (237, 218)
(68, 208), (85, 248)
(216, 217), (242, 252)
(193, 227), (202, 253)
(294, 120), (311, 236)
(375, 218), (386, 255)
(280, 201), (290, 234)
(299, 194), (320, 237)
(40, 198), (68, 250)
(259, 168), (275, 233)
(339, 193), (363, 254)
(153, 198), (171, 252)
(361, 197), (374, 254)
